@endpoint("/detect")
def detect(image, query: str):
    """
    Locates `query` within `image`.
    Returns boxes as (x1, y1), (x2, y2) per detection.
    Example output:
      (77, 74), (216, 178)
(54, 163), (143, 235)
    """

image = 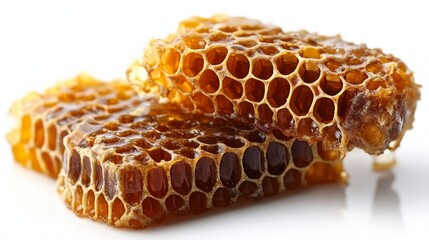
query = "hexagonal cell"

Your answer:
(345, 70), (367, 84)
(207, 46), (228, 65)
(173, 75), (195, 93)
(252, 58), (274, 80)
(266, 141), (289, 175)
(219, 26), (238, 33)
(257, 104), (273, 125)
(365, 78), (388, 91)
(257, 46), (279, 56)
(215, 95), (234, 114)
(222, 77), (243, 99)
(267, 77), (290, 107)
(147, 167), (168, 198)
(189, 191), (207, 214)
(195, 157), (217, 192)
(192, 92), (215, 113)
(160, 48), (181, 74)
(313, 97), (335, 123)
(227, 54), (250, 79)
(121, 168), (143, 205)
(290, 85), (314, 116)
(324, 59), (344, 72)
(112, 198), (125, 222)
(321, 124), (343, 150)
(337, 89), (356, 118)
(104, 169), (117, 199)
(239, 180), (257, 197)
(366, 62), (383, 74)
(213, 188), (231, 207)
(275, 52), (299, 75)
(184, 35), (206, 49)
(237, 101), (255, 118)
(142, 197), (162, 218)
(317, 142), (340, 161)
(297, 118), (320, 140)
(245, 78), (265, 102)
(68, 150), (81, 184)
(199, 69), (220, 93)
(242, 146), (264, 179)
(34, 119), (44, 148)
(320, 75), (343, 96)
(165, 195), (185, 213)
(244, 130), (266, 143)
(283, 169), (301, 190)
(182, 52), (204, 77)
(147, 147), (172, 162)
(299, 62), (321, 83)
(235, 40), (257, 48)
(170, 161), (192, 195)
(220, 152), (241, 188)
(291, 140), (313, 168)
(276, 108), (295, 132)
(301, 47), (321, 58)
(262, 176), (279, 197)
